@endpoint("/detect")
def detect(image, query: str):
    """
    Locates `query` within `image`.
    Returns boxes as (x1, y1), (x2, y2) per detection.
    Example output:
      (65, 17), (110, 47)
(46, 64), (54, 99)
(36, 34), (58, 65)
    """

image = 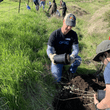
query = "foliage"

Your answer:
(0, 1), (56, 109)
(0, 0), (110, 109)
(104, 10), (110, 27)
